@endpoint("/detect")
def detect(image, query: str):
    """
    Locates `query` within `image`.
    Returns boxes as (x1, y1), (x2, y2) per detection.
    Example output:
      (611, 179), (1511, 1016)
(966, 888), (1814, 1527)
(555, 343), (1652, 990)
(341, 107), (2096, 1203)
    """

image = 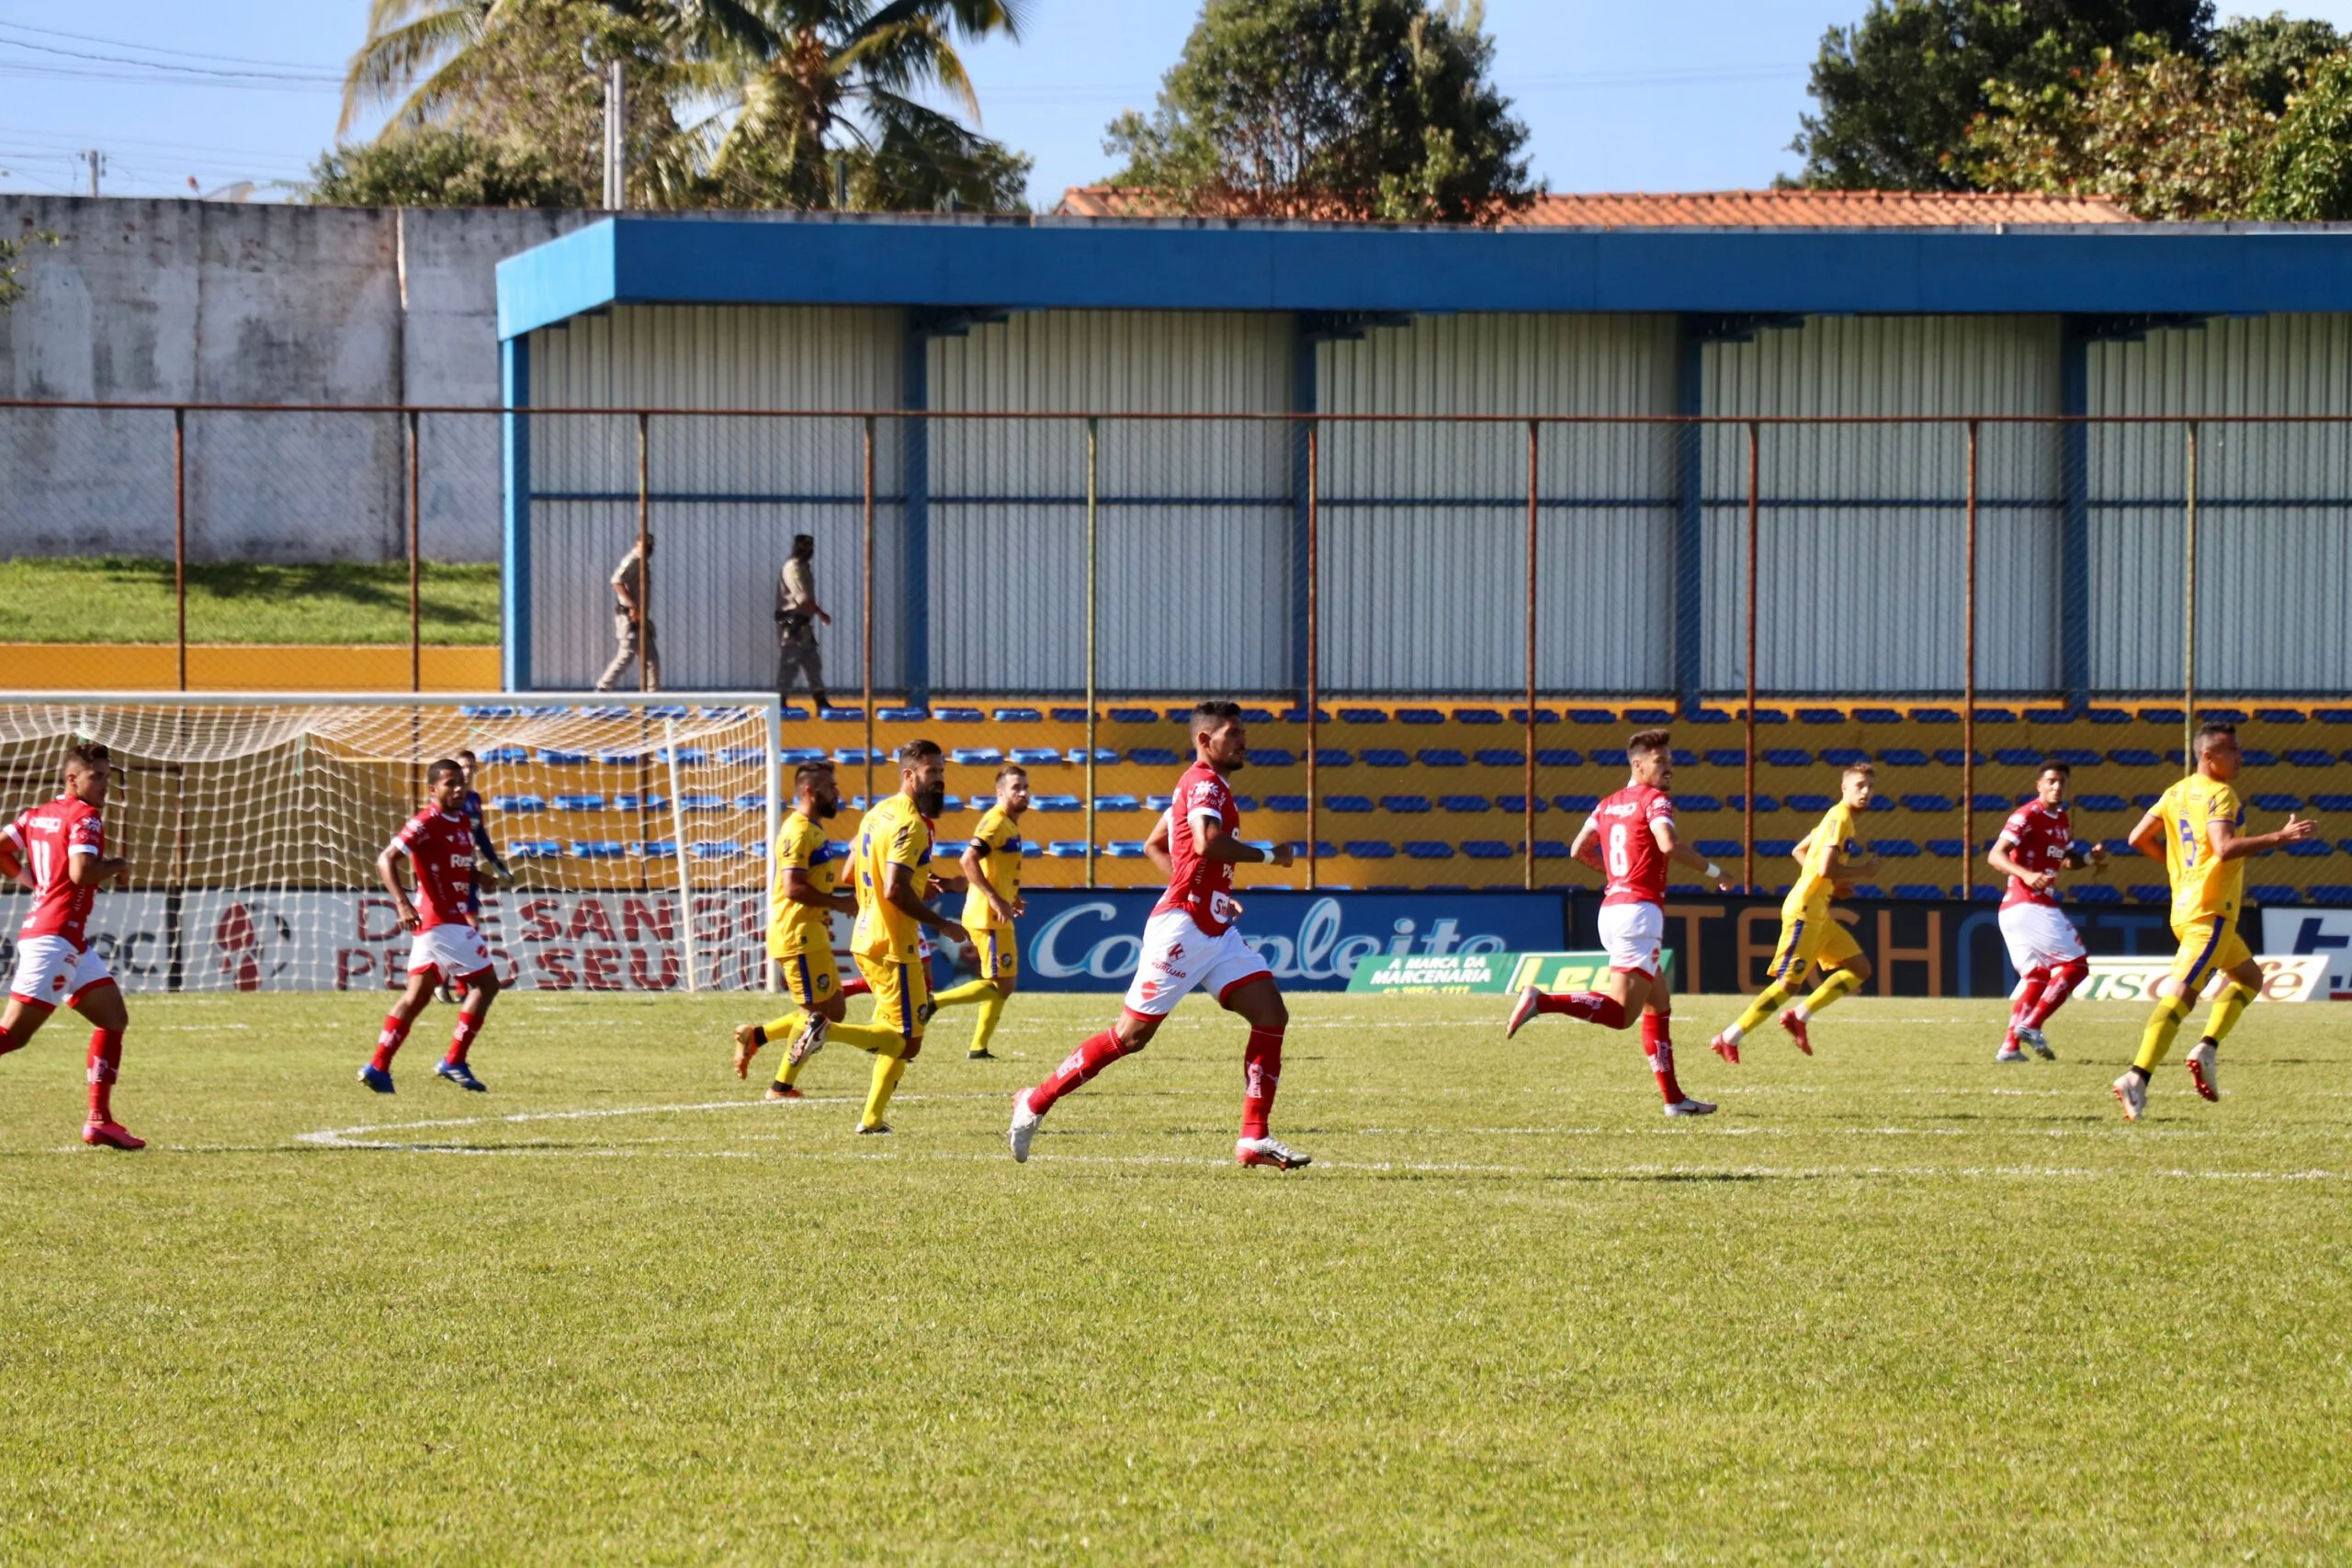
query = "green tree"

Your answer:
(2253, 49), (2352, 218)
(0, 230), (61, 316)
(309, 126), (584, 206)
(2212, 10), (2344, 112)
(1795, 0), (2215, 190)
(1102, 0), (1534, 223)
